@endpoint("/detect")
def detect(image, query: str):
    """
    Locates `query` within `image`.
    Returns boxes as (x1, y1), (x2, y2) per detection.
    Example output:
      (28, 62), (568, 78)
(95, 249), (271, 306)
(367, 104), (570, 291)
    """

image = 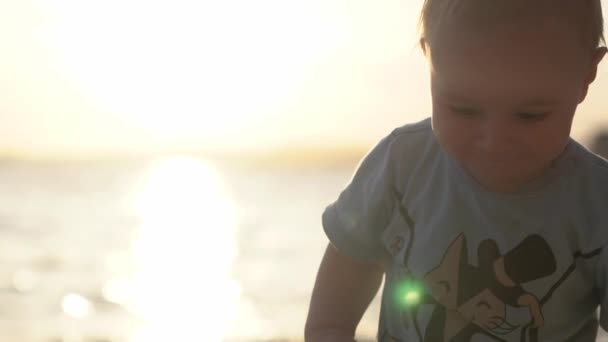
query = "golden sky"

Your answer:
(1, 0), (608, 158)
